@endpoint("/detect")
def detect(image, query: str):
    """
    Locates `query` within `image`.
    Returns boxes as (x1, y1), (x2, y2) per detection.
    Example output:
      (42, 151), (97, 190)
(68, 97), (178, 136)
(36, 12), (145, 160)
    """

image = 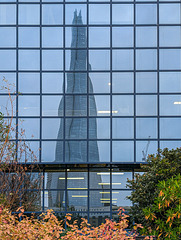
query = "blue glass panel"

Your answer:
(18, 118), (40, 139)
(112, 95), (134, 116)
(136, 72), (157, 93)
(89, 95), (110, 116)
(136, 27), (157, 47)
(112, 73), (134, 93)
(89, 27), (110, 47)
(0, 4), (16, 24)
(112, 118), (134, 139)
(89, 50), (110, 71)
(19, 50), (40, 70)
(42, 73), (63, 93)
(160, 27), (181, 47)
(66, 5), (86, 24)
(42, 50), (63, 70)
(159, 4), (181, 24)
(42, 27), (63, 47)
(42, 118), (63, 139)
(136, 95), (157, 116)
(136, 4), (157, 24)
(113, 50), (134, 70)
(160, 49), (181, 70)
(160, 118), (181, 139)
(112, 141), (134, 162)
(136, 141), (157, 162)
(42, 141), (62, 162)
(136, 50), (157, 70)
(0, 50), (16, 70)
(42, 96), (63, 116)
(89, 4), (110, 24)
(136, 118), (157, 139)
(112, 4), (133, 24)
(42, 4), (63, 25)
(160, 72), (181, 93)
(160, 95), (181, 116)
(18, 96), (40, 116)
(19, 27), (40, 47)
(19, 4), (40, 25)
(18, 73), (40, 93)
(89, 118), (110, 139)
(0, 27), (16, 47)
(112, 27), (133, 47)
(89, 73), (110, 93)
(0, 73), (16, 93)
